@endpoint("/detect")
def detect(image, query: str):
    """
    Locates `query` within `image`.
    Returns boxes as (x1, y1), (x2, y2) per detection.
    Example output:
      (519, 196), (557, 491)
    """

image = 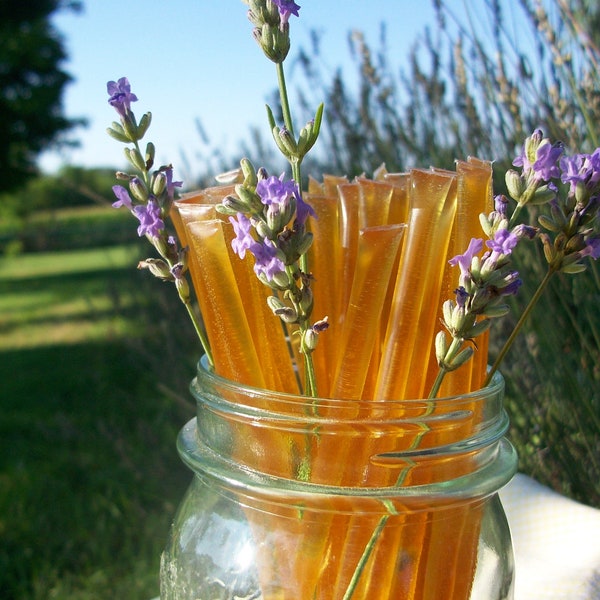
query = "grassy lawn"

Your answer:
(0, 212), (196, 599)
